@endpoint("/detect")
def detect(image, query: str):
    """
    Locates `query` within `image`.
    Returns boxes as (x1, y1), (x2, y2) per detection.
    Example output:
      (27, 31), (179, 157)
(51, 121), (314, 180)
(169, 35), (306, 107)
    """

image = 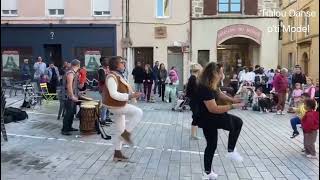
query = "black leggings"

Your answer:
(202, 114), (243, 173)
